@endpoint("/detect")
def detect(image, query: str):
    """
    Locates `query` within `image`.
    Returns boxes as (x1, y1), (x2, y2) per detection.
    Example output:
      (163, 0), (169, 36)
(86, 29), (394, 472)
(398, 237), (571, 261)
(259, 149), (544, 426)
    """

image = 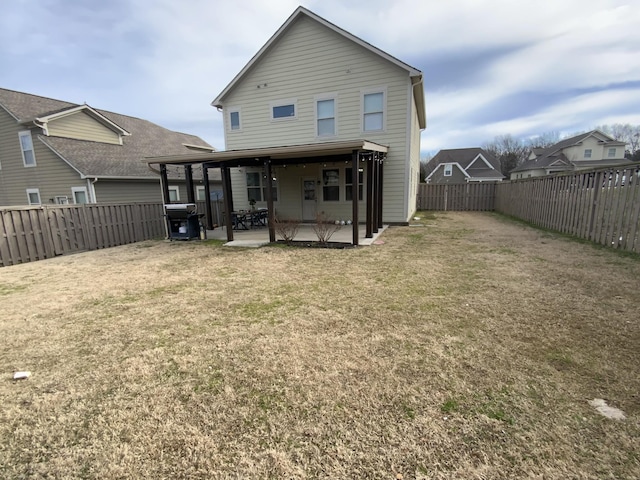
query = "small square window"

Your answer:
(444, 164), (453, 177)
(72, 187), (89, 204)
(608, 148), (616, 158)
(196, 186), (206, 201)
(26, 188), (41, 205)
(584, 149), (592, 158)
(168, 186), (180, 202)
